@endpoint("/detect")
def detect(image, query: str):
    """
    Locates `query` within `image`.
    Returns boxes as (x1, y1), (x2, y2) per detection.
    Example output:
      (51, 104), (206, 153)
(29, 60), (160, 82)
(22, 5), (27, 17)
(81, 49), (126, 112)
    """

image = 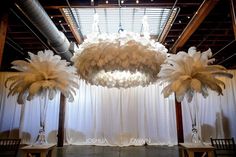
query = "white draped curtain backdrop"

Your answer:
(0, 71), (235, 146)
